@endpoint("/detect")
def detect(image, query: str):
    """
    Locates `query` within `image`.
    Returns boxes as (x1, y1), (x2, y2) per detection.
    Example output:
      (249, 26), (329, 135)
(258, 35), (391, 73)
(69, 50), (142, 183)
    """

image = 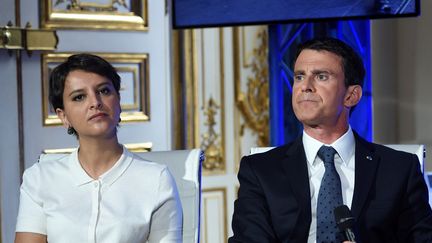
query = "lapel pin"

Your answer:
(366, 155), (372, 160)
